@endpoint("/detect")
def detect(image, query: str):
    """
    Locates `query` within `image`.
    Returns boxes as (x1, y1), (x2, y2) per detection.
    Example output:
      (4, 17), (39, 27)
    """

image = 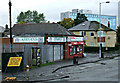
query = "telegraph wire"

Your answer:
(12, 4), (20, 13)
